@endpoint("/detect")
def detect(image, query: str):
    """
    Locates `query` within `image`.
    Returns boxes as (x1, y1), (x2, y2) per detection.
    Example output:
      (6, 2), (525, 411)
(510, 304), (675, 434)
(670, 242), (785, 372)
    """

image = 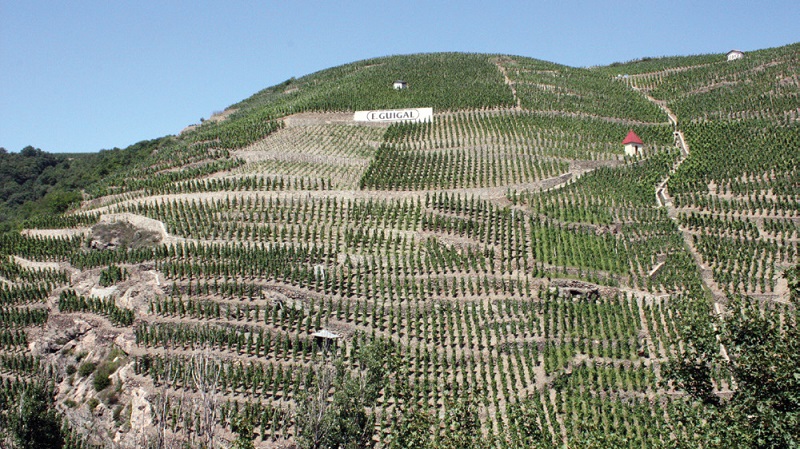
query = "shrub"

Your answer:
(93, 364), (112, 391)
(77, 362), (96, 377)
